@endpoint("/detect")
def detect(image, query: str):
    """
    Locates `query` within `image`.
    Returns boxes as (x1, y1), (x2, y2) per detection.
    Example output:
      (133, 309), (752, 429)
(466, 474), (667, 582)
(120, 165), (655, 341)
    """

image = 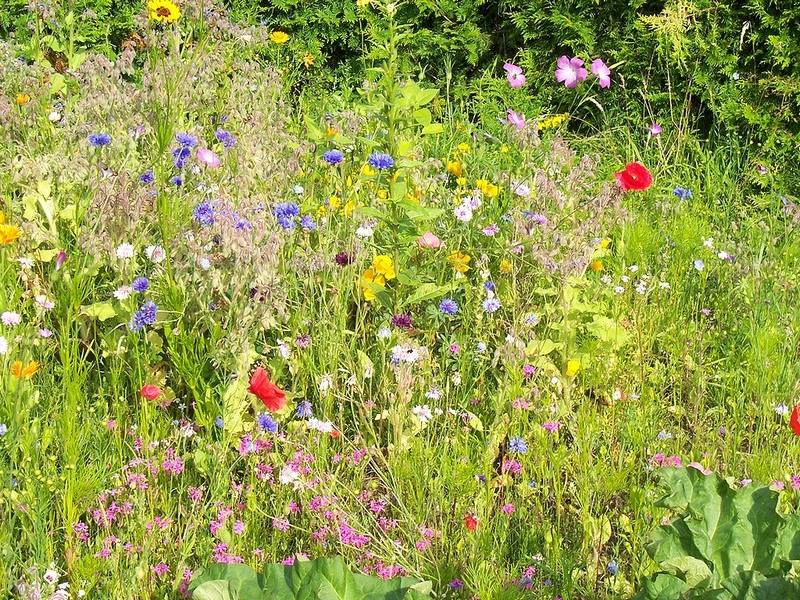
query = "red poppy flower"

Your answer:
(140, 384), (161, 401)
(248, 367), (287, 412)
(464, 513), (478, 531)
(614, 162), (653, 191)
(791, 405), (800, 436)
